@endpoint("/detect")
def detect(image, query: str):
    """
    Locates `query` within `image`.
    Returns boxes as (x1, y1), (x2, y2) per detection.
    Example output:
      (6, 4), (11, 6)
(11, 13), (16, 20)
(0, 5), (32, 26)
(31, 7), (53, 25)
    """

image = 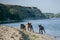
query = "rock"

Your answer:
(0, 26), (23, 40)
(24, 32), (55, 40)
(0, 26), (55, 40)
